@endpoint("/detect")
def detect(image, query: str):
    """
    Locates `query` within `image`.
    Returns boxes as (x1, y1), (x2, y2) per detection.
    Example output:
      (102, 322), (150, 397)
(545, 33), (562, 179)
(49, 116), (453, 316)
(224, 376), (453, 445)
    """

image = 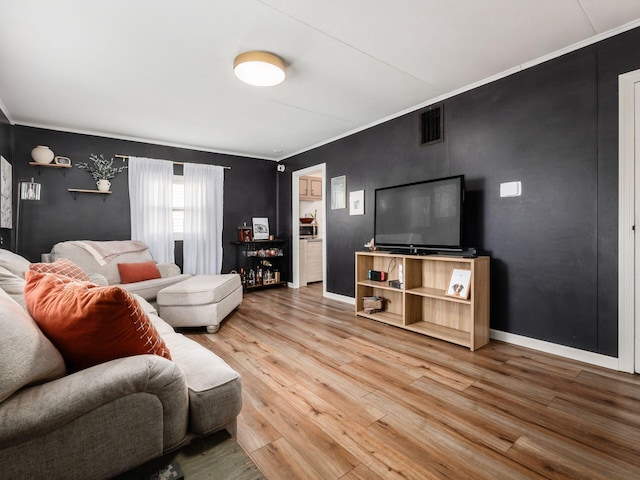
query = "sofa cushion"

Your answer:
(0, 288), (66, 402)
(157, 274), (241, 306)
(24, 271), (171, 371)
(0, 248), (30, 278)
(161, 332), (242, 434)
(118, 273), (191, 301)
(118, 261), (161, 284)
(0, 265), (27, 308)
(30, 258), (91, 282)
